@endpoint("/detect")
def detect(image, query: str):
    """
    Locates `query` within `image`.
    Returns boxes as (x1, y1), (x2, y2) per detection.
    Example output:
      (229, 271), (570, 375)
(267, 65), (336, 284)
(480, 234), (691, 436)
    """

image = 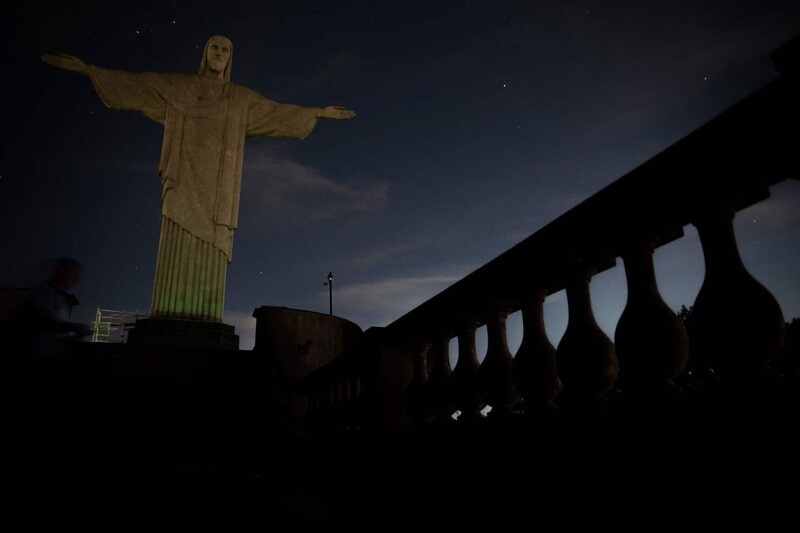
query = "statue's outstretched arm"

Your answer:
(41, 53), (89, 75)
(317, 106), (357, 120)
